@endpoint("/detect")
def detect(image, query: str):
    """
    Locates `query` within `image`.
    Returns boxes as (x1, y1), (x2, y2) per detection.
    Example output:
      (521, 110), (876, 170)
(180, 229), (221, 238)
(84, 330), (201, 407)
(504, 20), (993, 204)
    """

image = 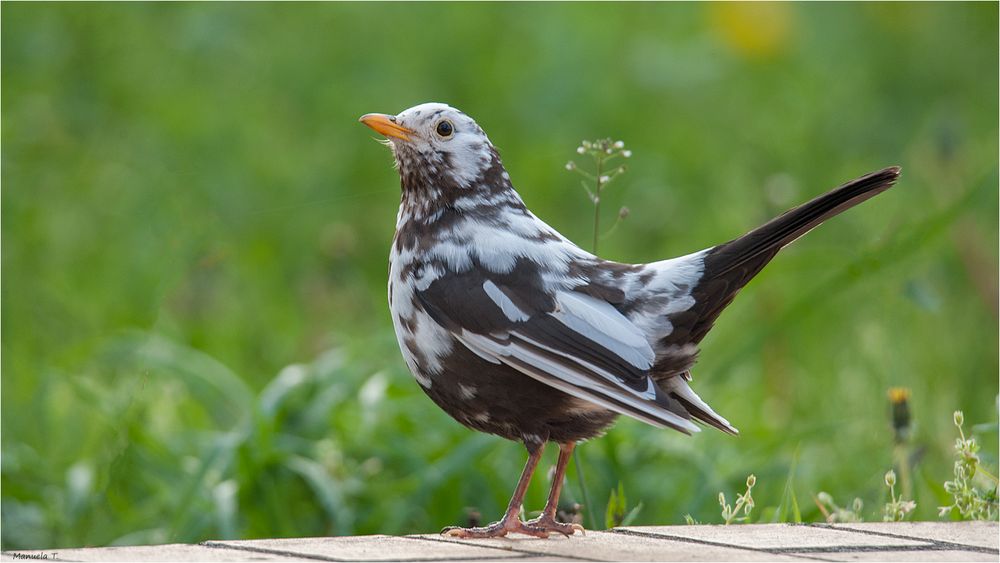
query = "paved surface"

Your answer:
(2, 522), (996, 561)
